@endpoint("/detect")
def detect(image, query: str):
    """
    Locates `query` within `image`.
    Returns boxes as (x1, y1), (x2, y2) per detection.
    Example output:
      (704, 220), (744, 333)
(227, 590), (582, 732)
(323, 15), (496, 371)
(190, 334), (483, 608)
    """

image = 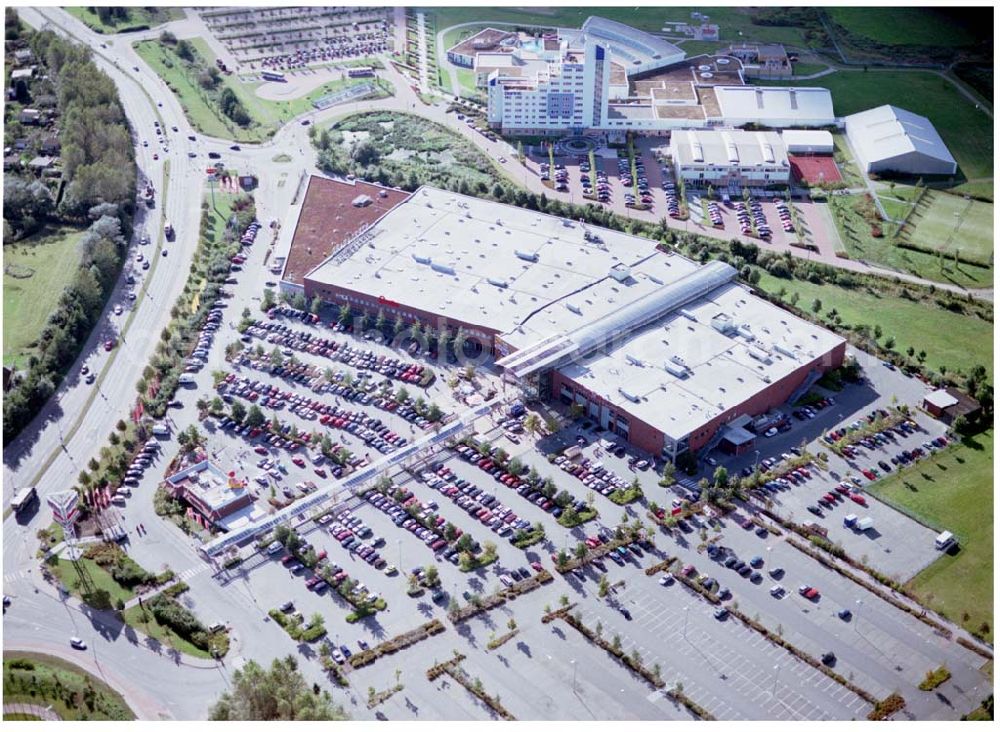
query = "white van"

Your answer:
(934, 531), (956, 550)
(178, 374), (197, 386)
(151, 423), (170, 437)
